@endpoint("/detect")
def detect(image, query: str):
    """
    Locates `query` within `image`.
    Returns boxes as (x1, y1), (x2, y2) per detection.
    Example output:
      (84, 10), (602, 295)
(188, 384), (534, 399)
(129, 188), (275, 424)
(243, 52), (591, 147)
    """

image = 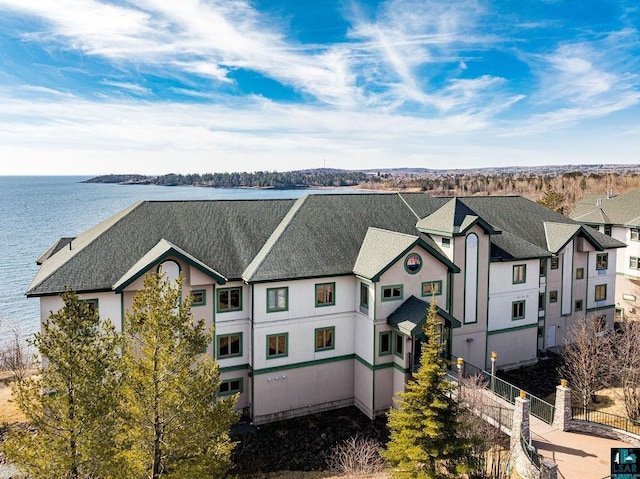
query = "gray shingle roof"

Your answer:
(27, 199), (296, 296)
(242, 193), (425, 283)
(572, 188), (640, 227)
(353, 228), (420, 280)
(28, 192), (625, 297)
(416, 197), (501, 236)
(387, 296), (461, 337)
